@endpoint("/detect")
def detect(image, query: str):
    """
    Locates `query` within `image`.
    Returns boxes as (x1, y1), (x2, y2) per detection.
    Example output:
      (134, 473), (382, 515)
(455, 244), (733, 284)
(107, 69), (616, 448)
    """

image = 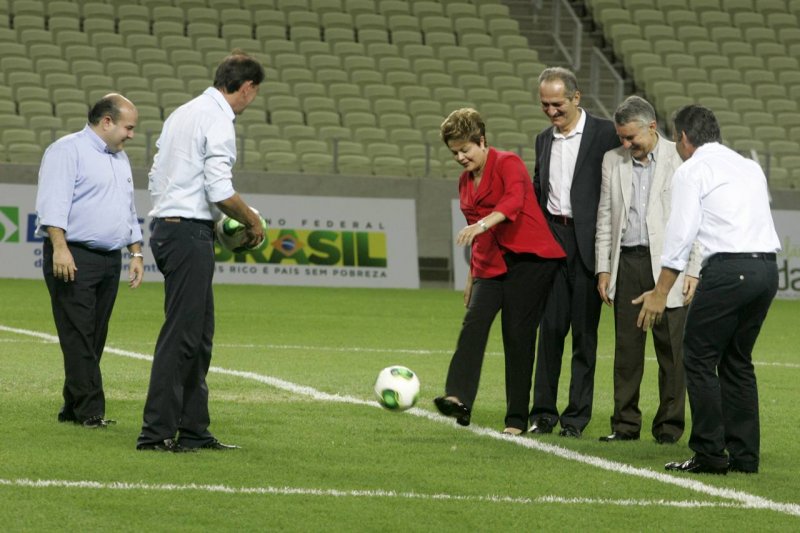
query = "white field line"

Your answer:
(2, 333), (799, 370)
(0, 477), (765, 511)
(1, 324), (799, 518)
